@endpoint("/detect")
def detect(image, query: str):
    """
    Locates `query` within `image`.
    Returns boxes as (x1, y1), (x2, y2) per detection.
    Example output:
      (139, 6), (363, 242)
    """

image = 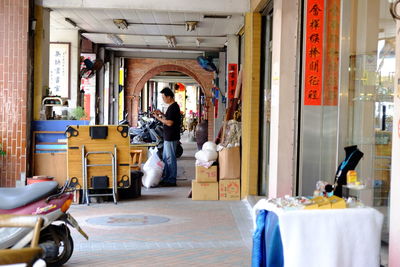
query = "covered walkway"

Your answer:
(65, 139), (253, 266)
